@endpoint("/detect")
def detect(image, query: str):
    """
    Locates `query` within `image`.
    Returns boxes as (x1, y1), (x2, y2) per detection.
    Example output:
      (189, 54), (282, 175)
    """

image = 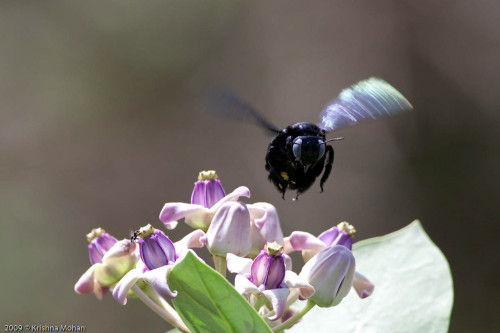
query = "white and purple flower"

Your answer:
(286, 222), (374, 300)
(75, 228), (138, 299)
(159, 170), (250, 230)
(112, 224), (206, 305)
(227, 242), (314, 321)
